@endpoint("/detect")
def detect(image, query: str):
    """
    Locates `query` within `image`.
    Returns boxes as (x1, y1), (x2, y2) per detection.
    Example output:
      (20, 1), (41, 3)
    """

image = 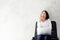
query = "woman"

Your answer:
(37, 10), (52, 40)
